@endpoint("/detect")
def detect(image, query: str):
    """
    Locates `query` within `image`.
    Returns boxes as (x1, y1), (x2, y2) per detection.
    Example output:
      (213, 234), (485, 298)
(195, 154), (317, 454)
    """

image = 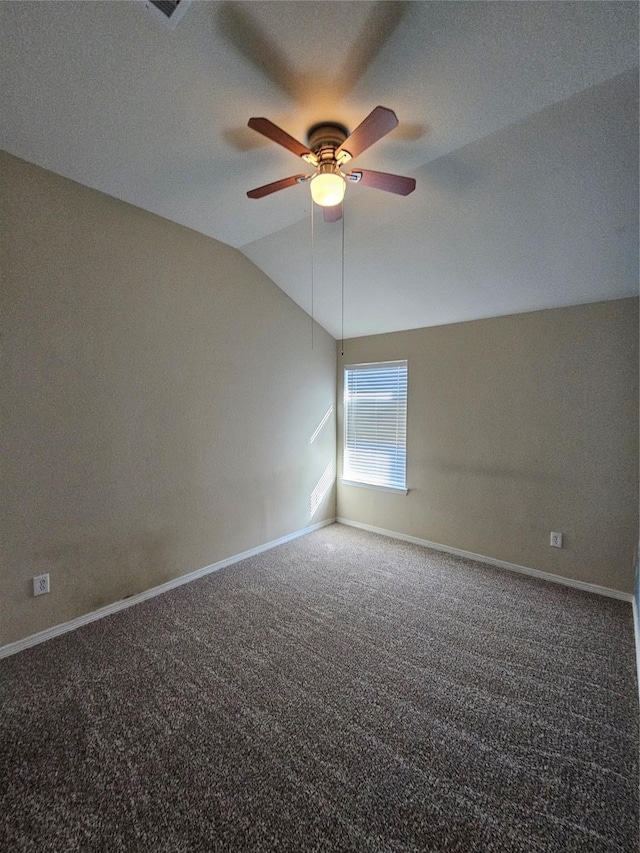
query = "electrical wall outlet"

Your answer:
(550, 532), (563, 548)
(33, 574), (50, 596)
